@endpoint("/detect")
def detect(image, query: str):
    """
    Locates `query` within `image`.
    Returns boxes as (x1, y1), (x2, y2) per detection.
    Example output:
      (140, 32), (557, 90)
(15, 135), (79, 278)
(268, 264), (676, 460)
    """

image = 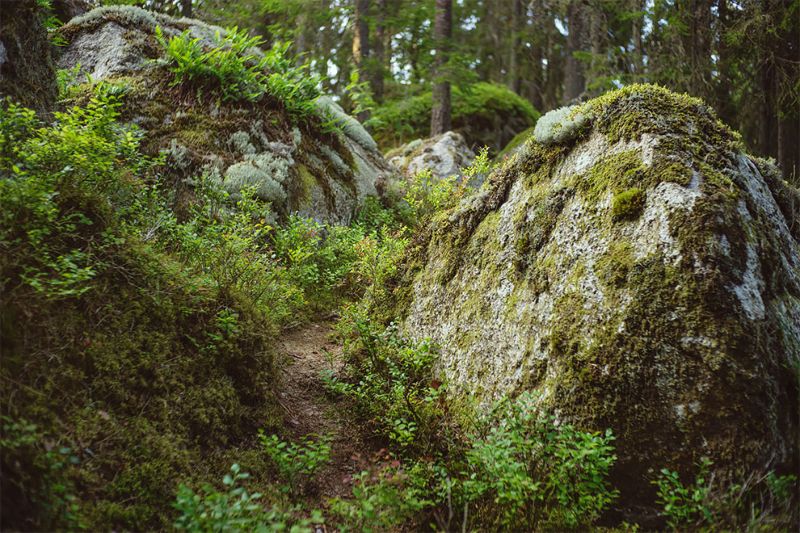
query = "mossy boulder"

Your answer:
(394, 85), (800, 516)
(56, 6), (394, 224)
(371, 82), (539, 154)
(0, 0), (58, 116)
